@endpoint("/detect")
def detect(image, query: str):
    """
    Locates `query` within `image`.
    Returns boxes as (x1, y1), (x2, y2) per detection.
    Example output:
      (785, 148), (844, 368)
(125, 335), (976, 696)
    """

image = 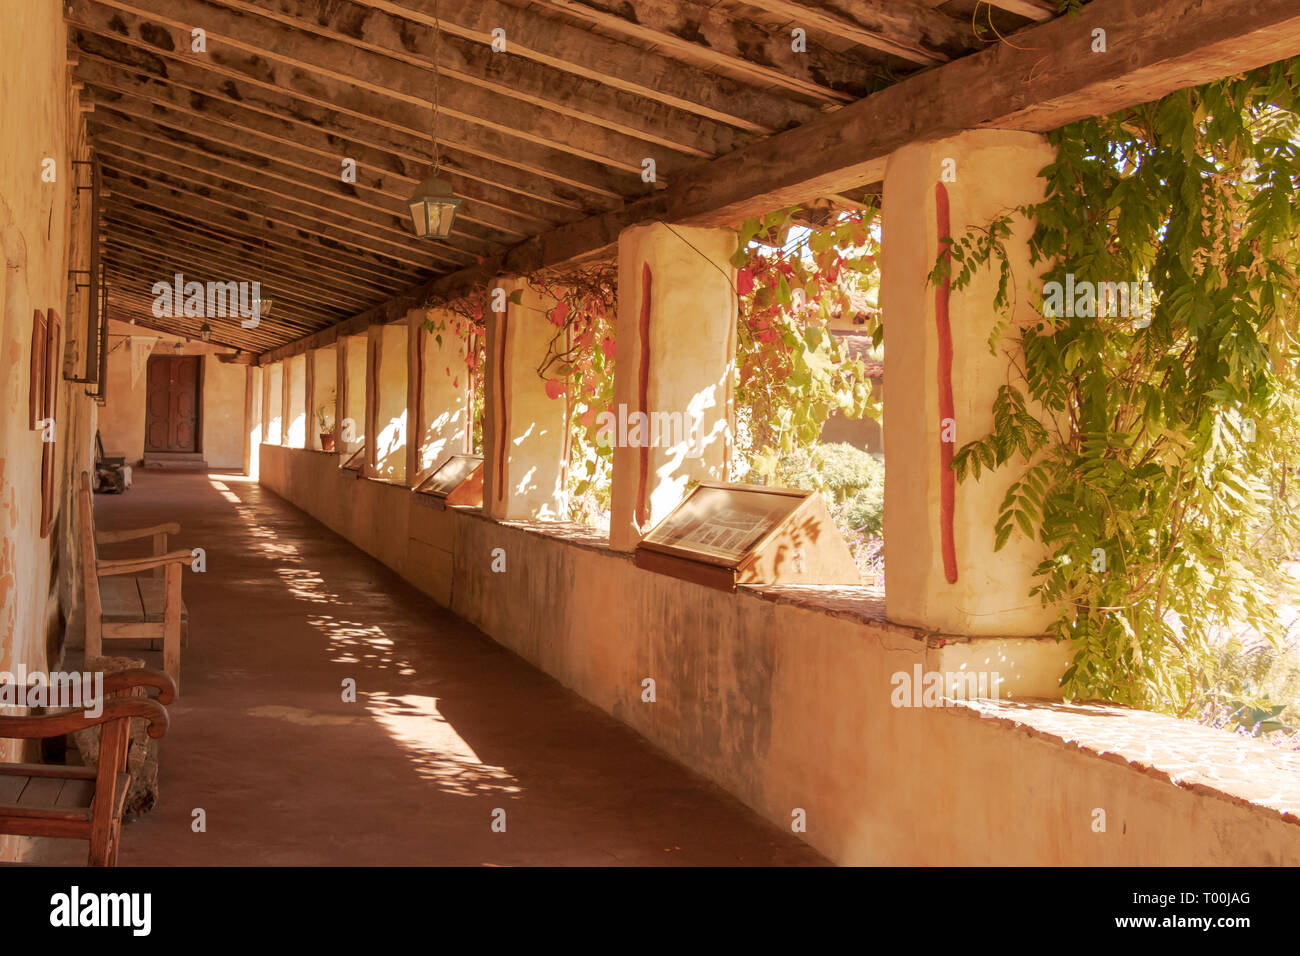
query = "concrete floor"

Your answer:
(32, 471), (825, 866)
